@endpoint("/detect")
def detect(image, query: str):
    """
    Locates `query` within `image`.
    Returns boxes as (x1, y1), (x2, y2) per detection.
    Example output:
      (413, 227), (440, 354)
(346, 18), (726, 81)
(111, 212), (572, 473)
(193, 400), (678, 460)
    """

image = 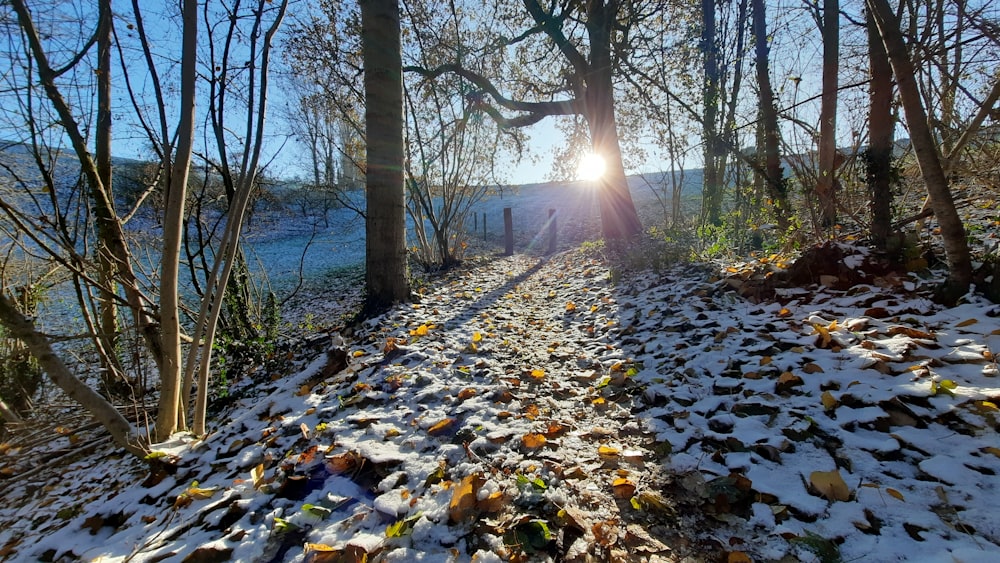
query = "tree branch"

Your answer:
(403, 63), (580, 128)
